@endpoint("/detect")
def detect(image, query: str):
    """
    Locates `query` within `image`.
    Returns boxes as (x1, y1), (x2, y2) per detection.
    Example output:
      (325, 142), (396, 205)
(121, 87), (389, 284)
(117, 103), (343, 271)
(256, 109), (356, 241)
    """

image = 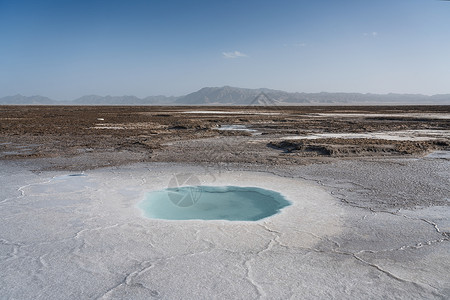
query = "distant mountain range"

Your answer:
(1, 86), (449, 105)
(0, 94), (57, 105)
